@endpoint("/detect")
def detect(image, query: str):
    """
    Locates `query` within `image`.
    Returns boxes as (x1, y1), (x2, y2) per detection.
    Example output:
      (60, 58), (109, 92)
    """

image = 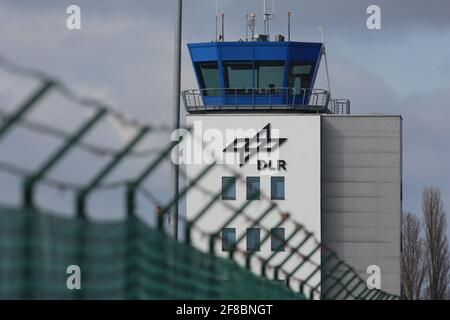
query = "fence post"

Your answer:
(76, 127), (150, 218)
(0, 80), (53, 141)
(23, 109), (106, 208)
(261, 224), (304, 277)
